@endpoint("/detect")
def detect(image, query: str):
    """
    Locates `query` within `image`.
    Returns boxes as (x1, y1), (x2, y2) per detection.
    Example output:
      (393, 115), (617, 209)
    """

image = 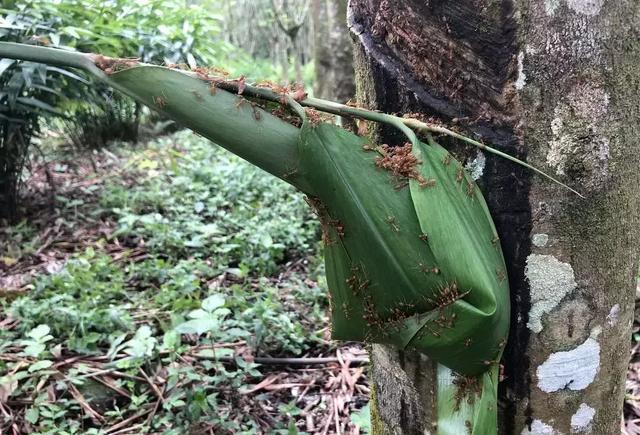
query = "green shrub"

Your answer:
(0, 129), (330, 433)
(0, 9), (70, 220)
(7, 248), (133, 353)
(1, 0), (293, 186)
(101, 131), (318, 274)
(61, 91), (140, 150)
